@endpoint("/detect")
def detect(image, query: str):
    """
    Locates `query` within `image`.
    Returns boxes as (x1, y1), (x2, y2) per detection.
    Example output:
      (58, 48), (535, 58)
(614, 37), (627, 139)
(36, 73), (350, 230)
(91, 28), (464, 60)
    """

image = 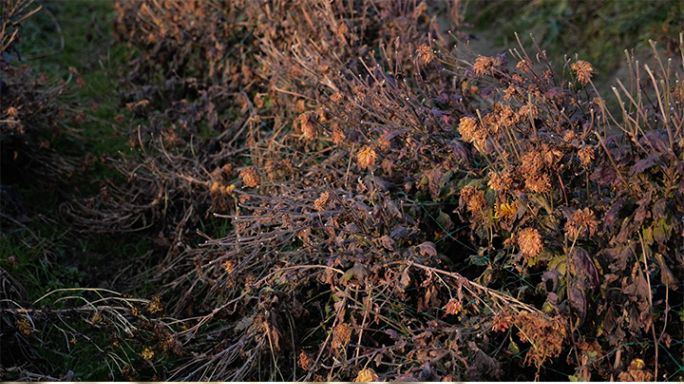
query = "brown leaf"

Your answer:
(418, 241), (437, 257)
